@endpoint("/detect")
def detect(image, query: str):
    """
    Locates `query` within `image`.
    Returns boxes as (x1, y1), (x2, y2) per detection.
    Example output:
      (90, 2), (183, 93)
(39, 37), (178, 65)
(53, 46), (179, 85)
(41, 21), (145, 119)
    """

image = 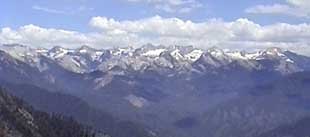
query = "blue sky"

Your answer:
(1, 0), (308, 31)
(0, 0), (310, 55)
